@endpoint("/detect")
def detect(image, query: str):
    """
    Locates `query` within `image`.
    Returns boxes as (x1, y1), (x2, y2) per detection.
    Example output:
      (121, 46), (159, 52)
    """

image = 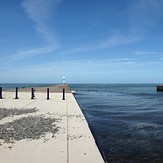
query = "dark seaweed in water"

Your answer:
(70, 84), (163, 162)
